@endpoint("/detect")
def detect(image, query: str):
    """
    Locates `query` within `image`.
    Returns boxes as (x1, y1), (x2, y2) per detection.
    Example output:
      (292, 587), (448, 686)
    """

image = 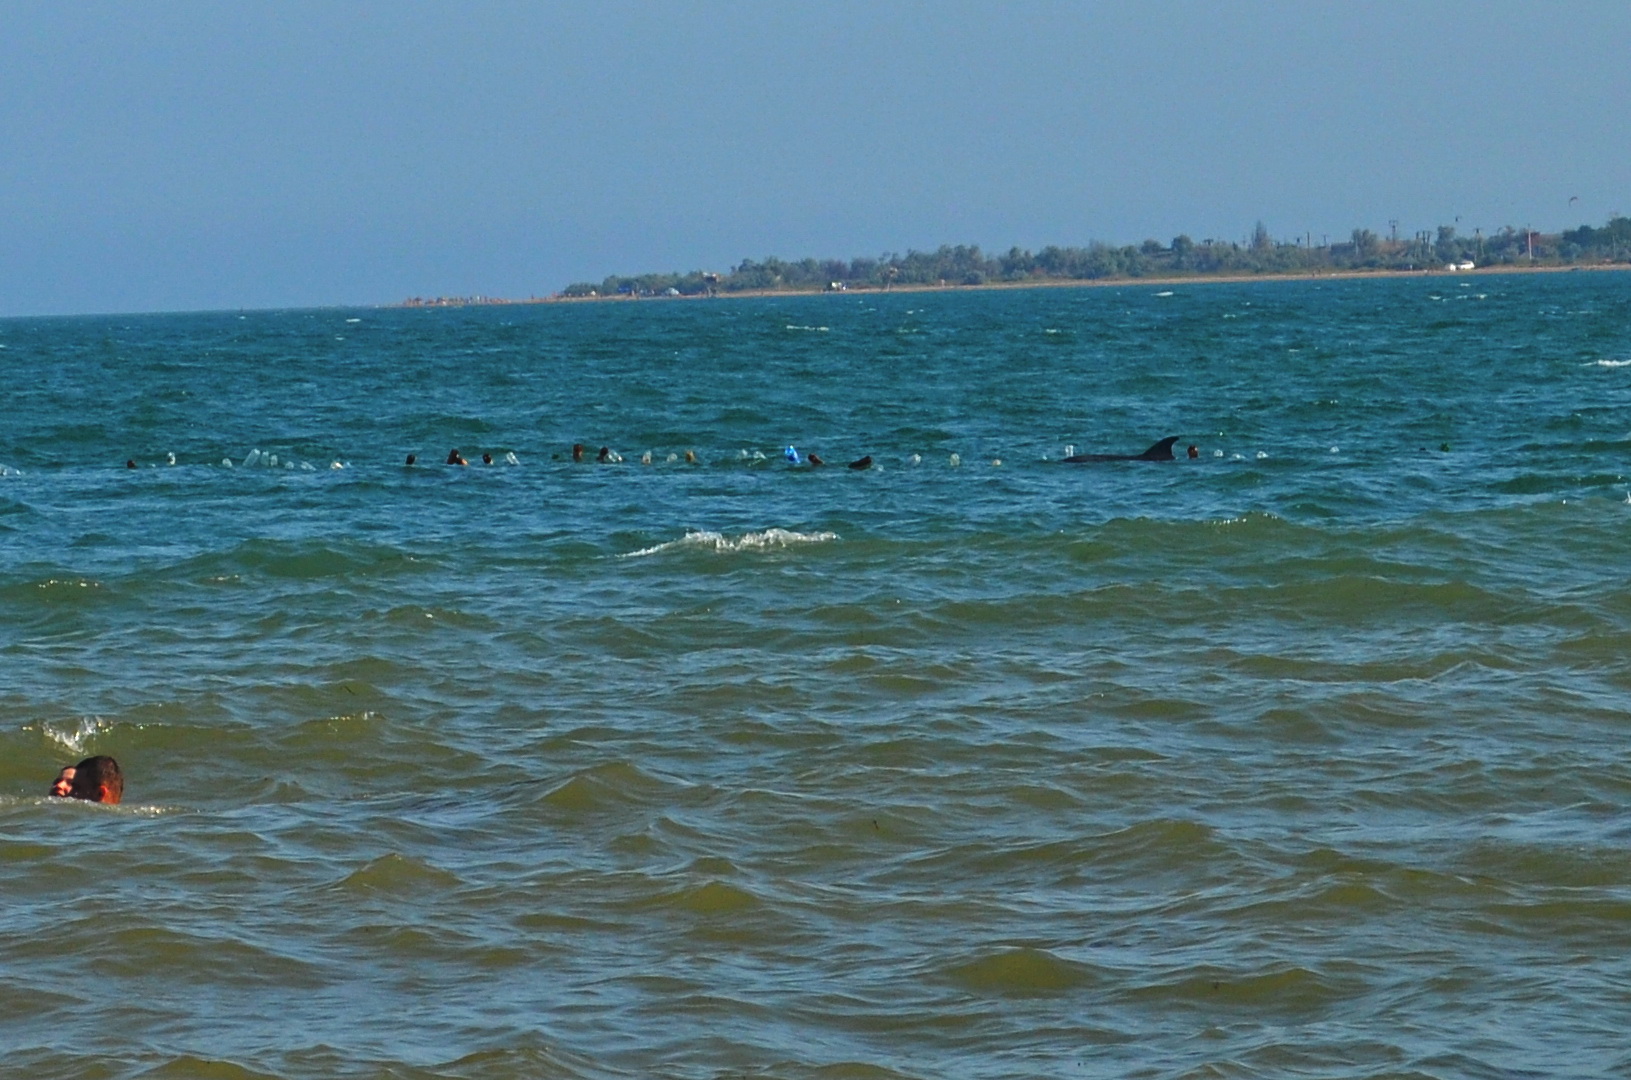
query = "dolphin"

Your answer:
(1062, 436), (1180, 463)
